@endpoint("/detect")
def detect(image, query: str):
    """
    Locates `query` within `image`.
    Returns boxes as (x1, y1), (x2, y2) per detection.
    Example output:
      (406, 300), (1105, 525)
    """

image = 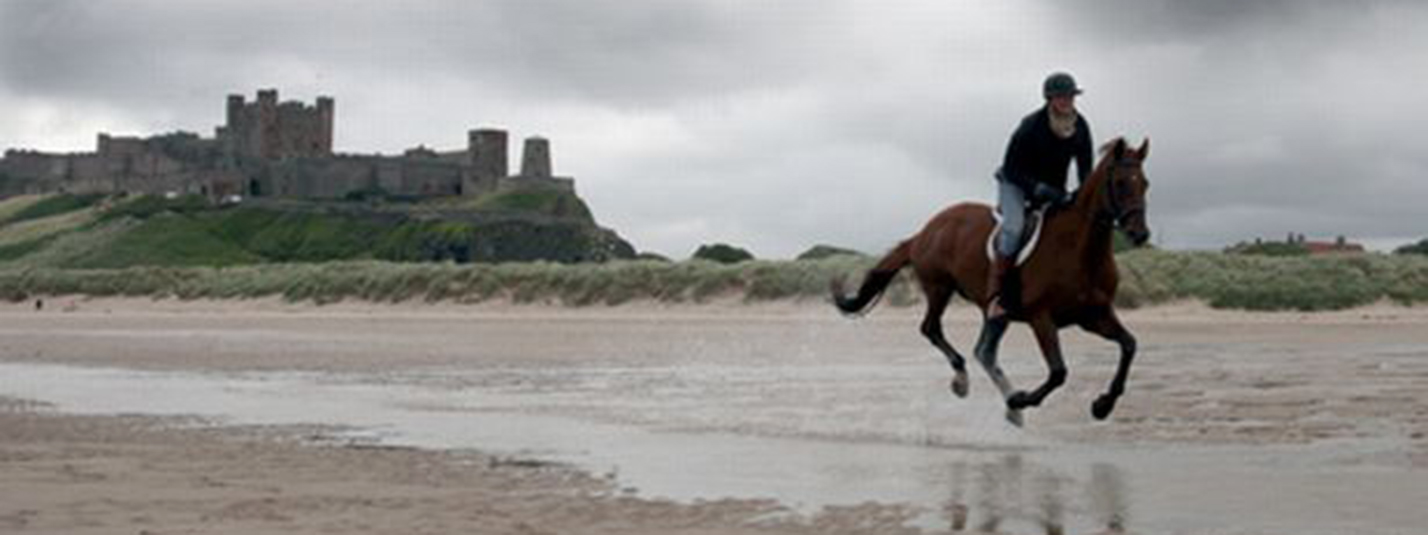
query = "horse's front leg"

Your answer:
(1006, 315), (1067, 411)
(973, 317), (1022, 425)
(1081, 308), (1136, 420)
